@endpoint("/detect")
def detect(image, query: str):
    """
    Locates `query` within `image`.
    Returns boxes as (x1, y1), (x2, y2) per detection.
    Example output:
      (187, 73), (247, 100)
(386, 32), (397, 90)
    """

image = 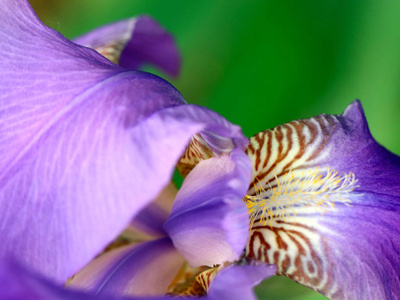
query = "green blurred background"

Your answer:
(29, 1), (400, 299)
